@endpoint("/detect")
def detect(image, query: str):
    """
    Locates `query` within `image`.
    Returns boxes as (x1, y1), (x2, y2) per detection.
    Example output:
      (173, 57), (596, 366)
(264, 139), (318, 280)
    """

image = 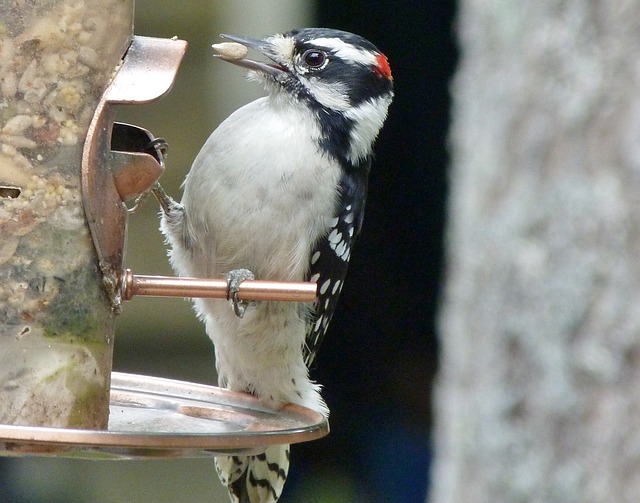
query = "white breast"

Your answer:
(167, 96), (337, 414)
(180, 96), (342, 282)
